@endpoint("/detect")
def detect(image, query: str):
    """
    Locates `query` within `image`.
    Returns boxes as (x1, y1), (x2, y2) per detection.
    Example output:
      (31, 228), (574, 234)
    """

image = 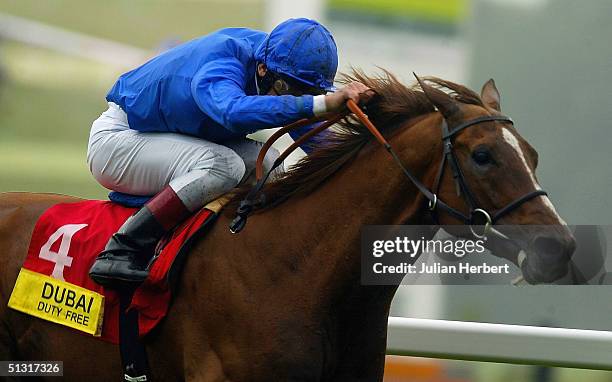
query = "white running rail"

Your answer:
(0, 12), (148, 67)
(387, 317), (612, 370)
